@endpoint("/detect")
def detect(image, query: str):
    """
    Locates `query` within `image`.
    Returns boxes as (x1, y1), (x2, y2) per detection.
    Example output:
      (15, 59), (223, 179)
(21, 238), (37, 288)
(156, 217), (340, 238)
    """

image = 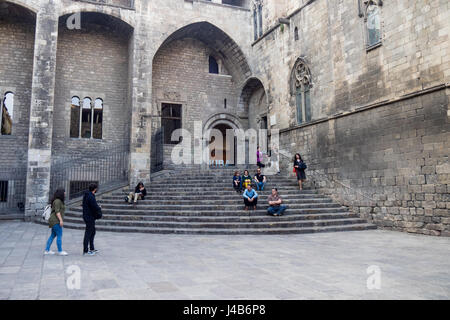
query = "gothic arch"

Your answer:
(154, 21), (251, 85)
(59, 5), (135, 29)
(289, 57), (313, 96)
